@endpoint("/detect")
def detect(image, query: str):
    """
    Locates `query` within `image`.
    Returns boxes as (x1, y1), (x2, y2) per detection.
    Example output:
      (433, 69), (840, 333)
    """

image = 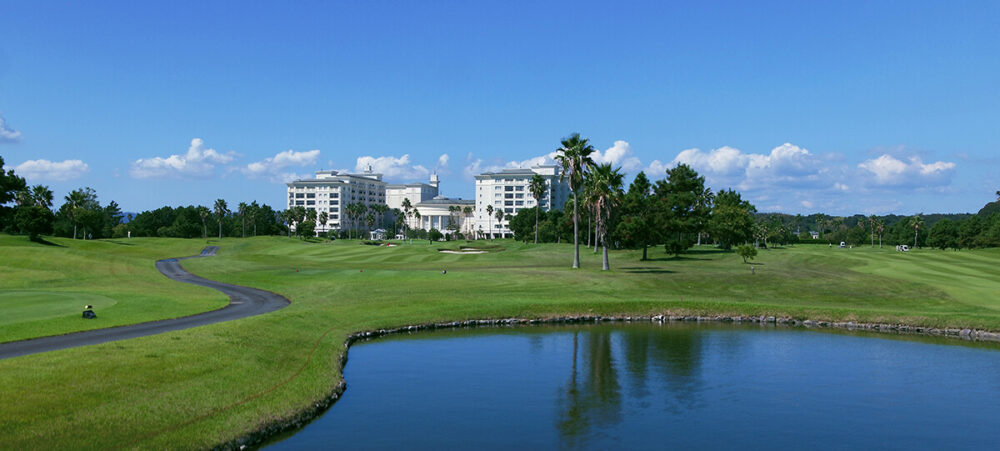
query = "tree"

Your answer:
(655, 164), (709, 256)
(248, 201), (259, 237)
(63, 189), (89, 239)
(462, 206), (474, 238)
(214, 199), (229, 239)
(528, 174), (547, 244)
(15, 205), (54, 241)
(737, 244), (757, 263)
(868, 214), (877, 247)
(486, 204), (494, 239)
(495, 209), (505, 238)
(554, 132), (596, 269)
(238, 202), (248, 238)
(428, 228), (444, 242)
(318, 211), (328, 234)
(29, 185), (54, 208)
(198, 206), (210, 239)
(710, 189), (756, 250)
(910, 214), (924, 248)
(589, 164), (625, 270)
(401, 198), (413, 236)
(875, 218), (885, 248)
(616, 171), (656, 260)
(0, 156), (27, 229)
(928, 219), (959, 250)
